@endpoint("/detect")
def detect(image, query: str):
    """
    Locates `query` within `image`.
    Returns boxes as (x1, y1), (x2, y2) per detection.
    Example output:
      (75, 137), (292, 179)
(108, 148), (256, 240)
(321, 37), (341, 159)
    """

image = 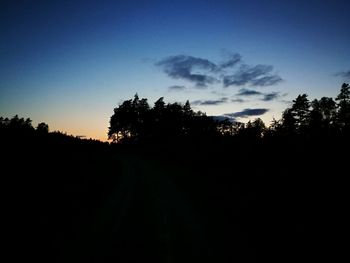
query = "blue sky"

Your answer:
(1, 0), (349, 140)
